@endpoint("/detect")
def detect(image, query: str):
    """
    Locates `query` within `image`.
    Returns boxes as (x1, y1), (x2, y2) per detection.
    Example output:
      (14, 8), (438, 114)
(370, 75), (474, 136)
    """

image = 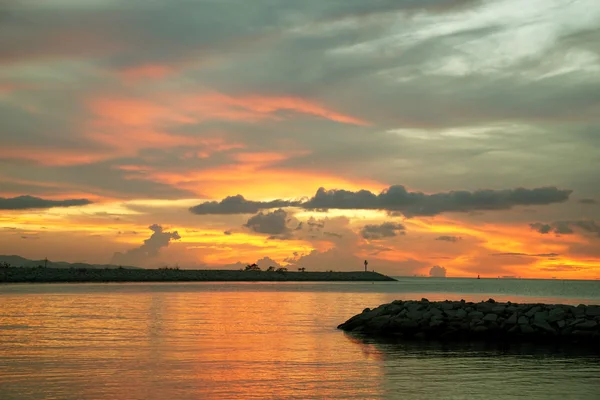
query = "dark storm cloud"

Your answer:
(191, 185), (572, 216)
(303, 186), (572, 216)
(0, 195), (91, 210)
(435, 235), (461, 242)
(579, 198), (597, 204)
(190, 195), (298, 215)
(530, 220), (600, 237)
(244, 209), (289, 235)
(360, 222), (406, 239)
(111, 224), (180, 266)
